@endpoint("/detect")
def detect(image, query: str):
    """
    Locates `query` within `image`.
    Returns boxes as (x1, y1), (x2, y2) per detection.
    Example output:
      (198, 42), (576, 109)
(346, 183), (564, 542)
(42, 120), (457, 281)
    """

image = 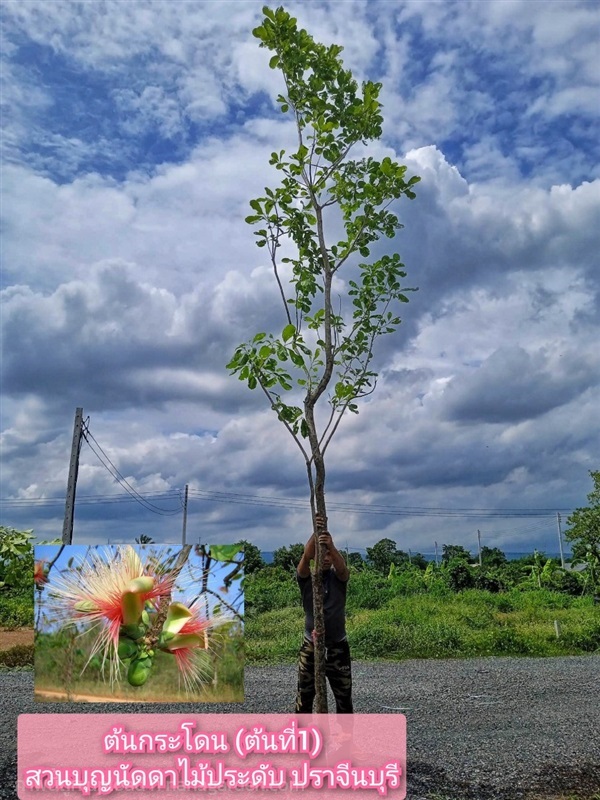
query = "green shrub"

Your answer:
(443, 559), (476, 591)
(0, 591), (34, 628)
(388, 566), (428, 595)
(547, 569), (584, 596)
(474, 569), (507, 593)
(494, 595), (515, 613)
(245, 566), (299, 616)
(514, 588), (572, 615)
(0, 643), (34, 667)
(350, 617), (465, 660)
(558, 619), (600, 652)
(482, 627), (532, 655)
(0, 528), (36, 600)
(346, 570), (394, 611)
